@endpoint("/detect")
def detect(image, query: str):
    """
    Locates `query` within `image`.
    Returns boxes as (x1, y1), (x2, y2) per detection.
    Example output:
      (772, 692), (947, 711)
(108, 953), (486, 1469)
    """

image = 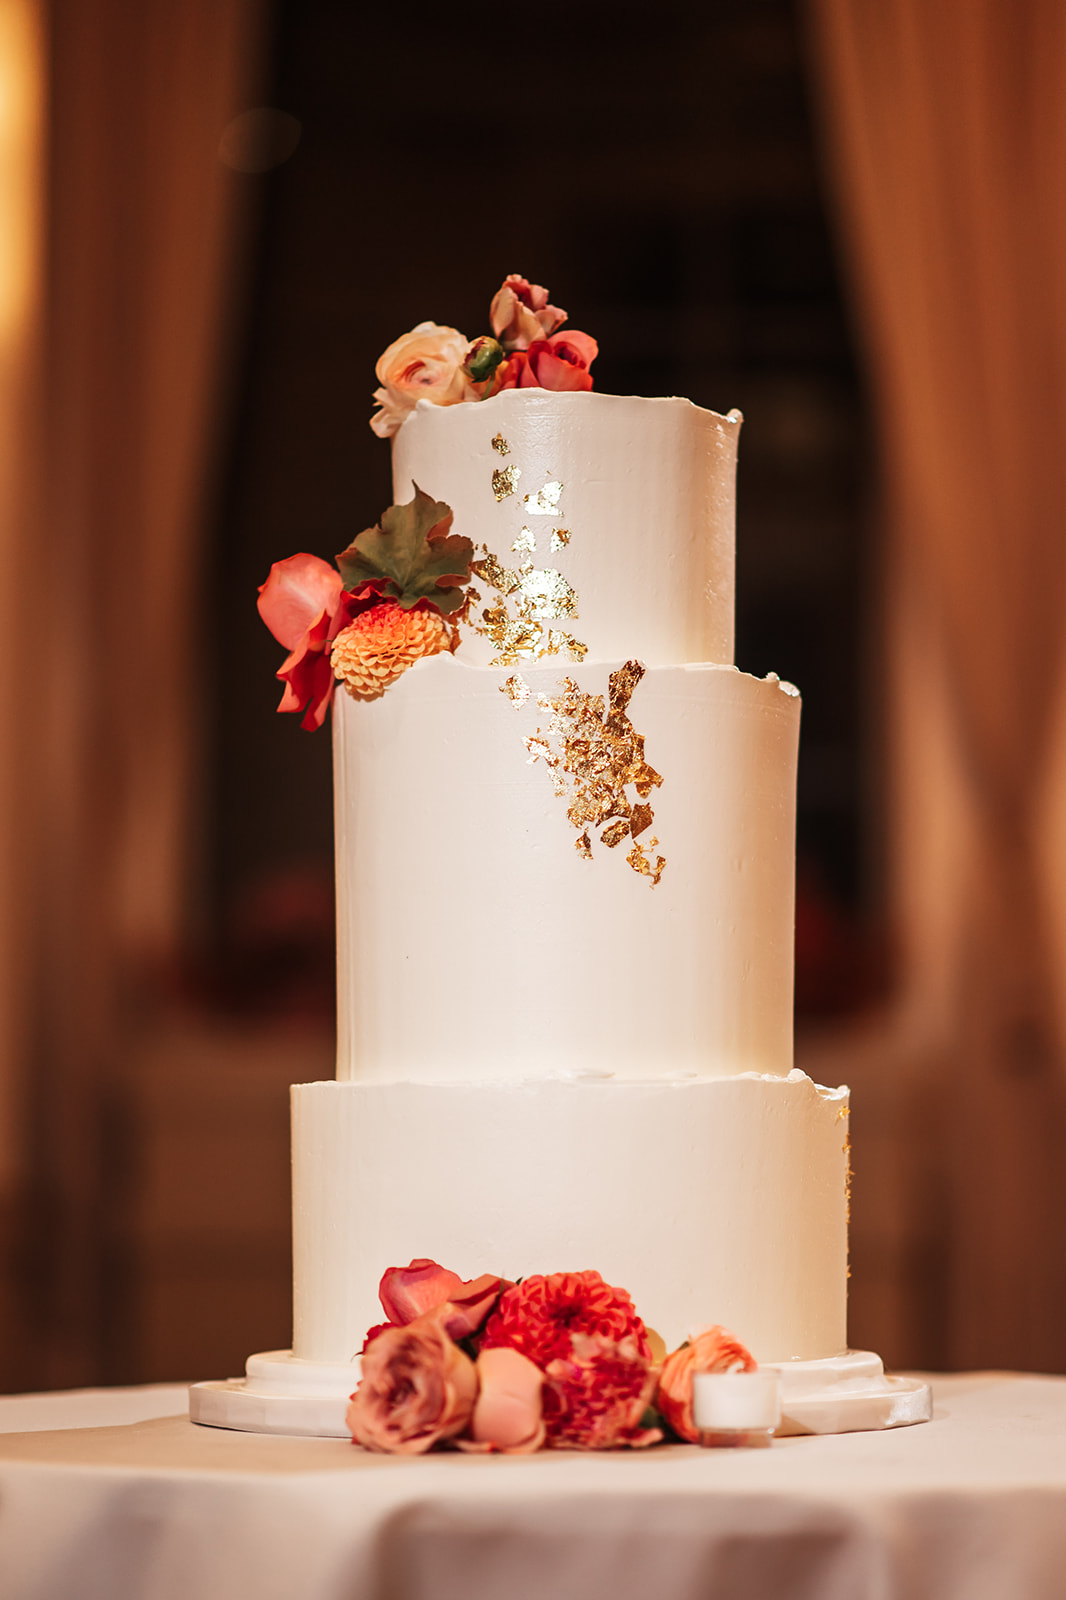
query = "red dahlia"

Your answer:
(480, 1270), (652, 1368)
(543, 1333), (660, 1450)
